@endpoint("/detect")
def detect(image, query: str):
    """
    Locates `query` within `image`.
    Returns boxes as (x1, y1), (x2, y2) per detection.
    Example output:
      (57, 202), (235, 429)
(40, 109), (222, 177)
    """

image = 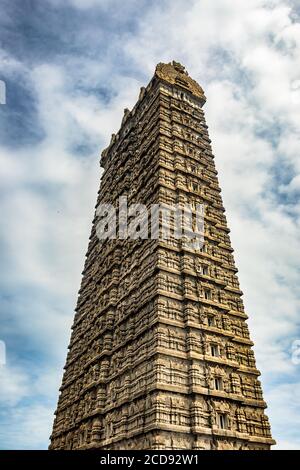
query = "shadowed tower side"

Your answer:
(50, 61), (275, 450)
